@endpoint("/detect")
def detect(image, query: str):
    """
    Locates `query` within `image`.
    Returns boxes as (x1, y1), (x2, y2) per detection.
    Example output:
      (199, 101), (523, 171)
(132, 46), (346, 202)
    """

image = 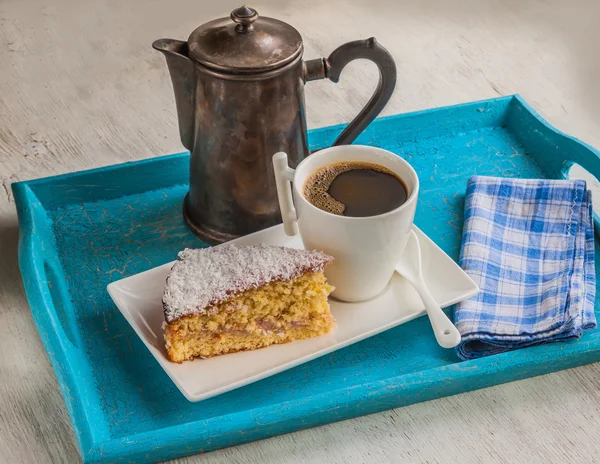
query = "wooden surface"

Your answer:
(2, 0), (600, 462)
